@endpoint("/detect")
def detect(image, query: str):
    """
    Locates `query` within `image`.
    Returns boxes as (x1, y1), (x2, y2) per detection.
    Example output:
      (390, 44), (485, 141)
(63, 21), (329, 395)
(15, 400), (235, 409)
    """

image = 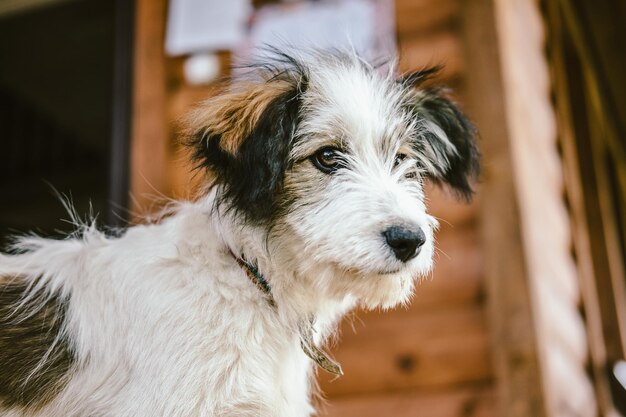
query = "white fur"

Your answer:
(2, 199), (337, 417)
